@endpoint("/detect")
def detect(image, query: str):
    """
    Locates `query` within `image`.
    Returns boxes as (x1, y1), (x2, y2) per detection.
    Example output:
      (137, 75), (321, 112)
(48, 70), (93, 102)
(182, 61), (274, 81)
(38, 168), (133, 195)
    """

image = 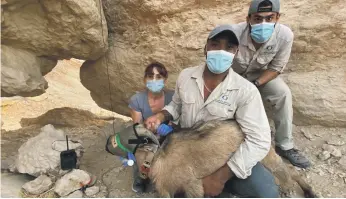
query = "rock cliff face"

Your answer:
(80, 0), (346, 127)
(2, 0), (345, 127)
(1, 0), (108, 96)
